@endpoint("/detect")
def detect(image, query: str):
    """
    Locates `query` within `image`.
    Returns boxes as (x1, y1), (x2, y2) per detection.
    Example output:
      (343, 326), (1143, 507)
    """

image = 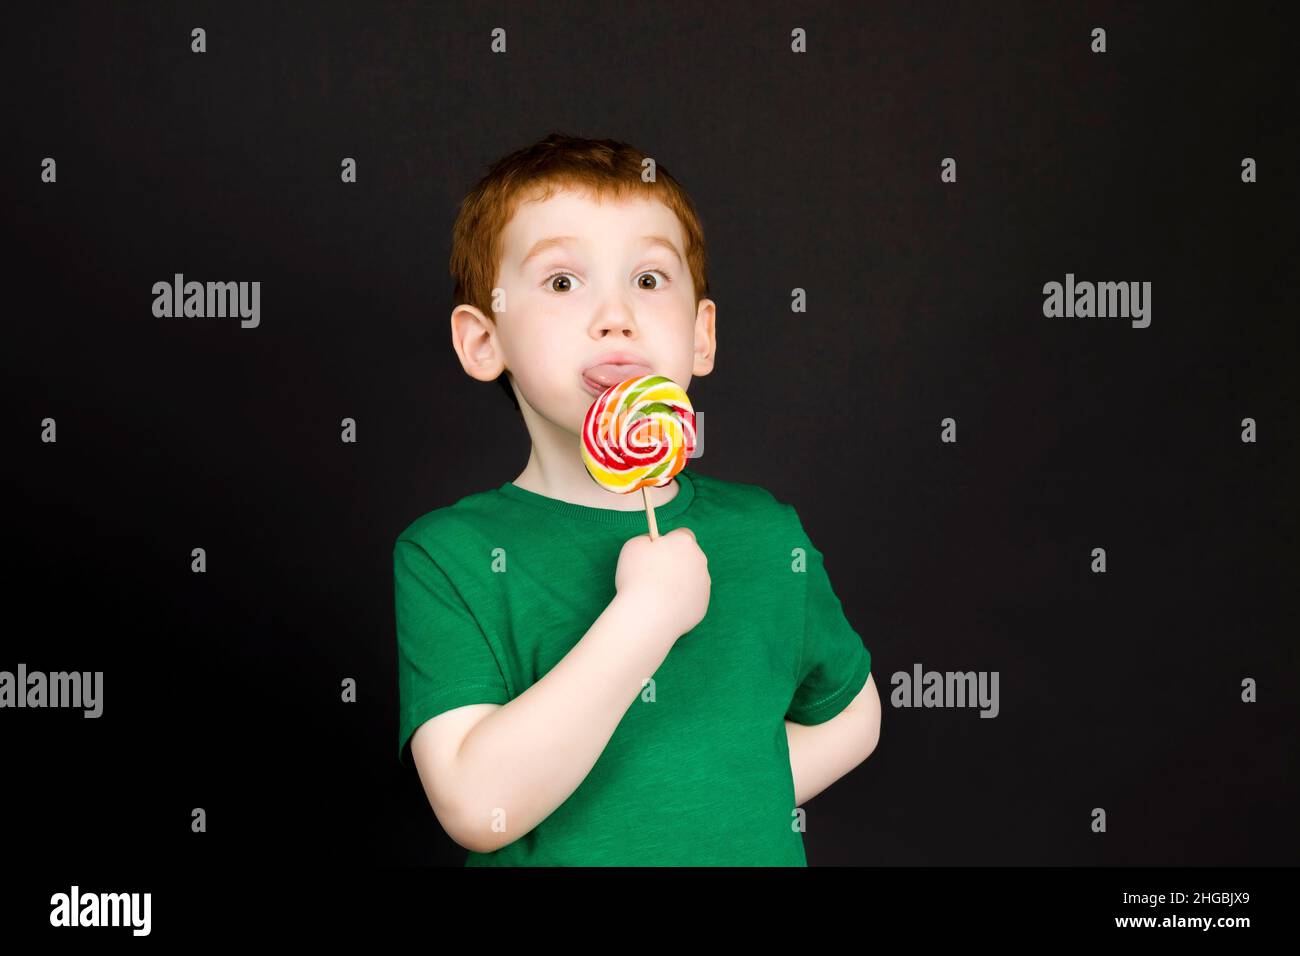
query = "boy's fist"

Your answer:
(614, 527), (711, 643)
